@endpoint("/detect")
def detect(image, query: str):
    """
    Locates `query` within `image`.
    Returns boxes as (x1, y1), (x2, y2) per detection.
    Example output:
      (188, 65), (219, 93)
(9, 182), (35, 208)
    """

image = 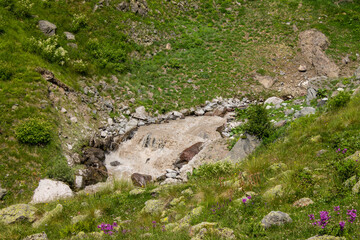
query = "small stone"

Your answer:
(110, 161), (121, 167)
(38, 20), (57, 36)
(100, 131), (107, 138)
(166, 43), (172, 50)
(61, 108), (67, 113)
(298, 65), (307, 72)
(107, 118), (114, 125)
(195, 109), (205, 116)
(166, 172), (177, 178)
(70, 116), (78, 123)
(64, 32), (75, 40)
(293, 198), (314, 207)
(75, 175), (84, 189)
(261, 211), (292, 229)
